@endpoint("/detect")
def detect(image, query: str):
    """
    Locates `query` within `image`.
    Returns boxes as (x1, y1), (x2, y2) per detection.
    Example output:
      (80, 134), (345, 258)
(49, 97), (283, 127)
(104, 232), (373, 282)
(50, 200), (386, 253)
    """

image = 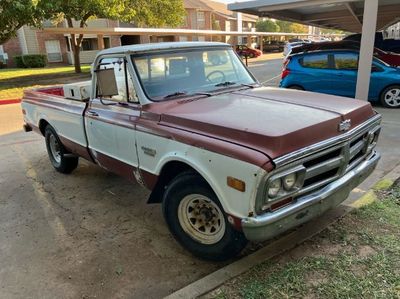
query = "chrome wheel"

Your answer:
(49, 133), (61, 163)
(178, 194), (226, 245)
(383, 88), (400, 107)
